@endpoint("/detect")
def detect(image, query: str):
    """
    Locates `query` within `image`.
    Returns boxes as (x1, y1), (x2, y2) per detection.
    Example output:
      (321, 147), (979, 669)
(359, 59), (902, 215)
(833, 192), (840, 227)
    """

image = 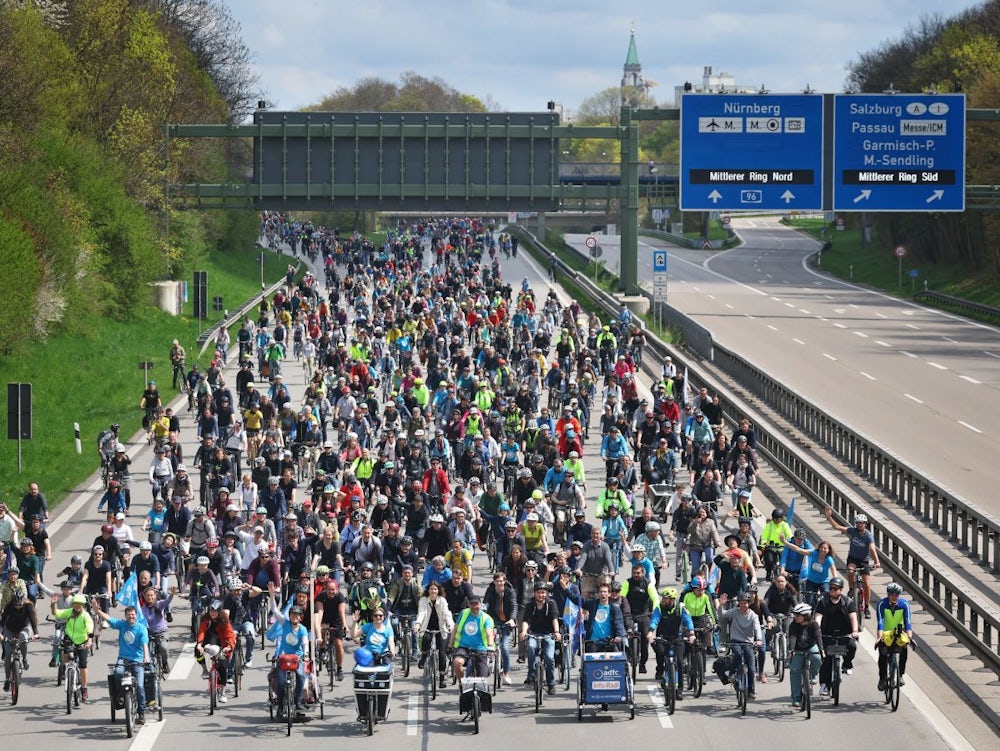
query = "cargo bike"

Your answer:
(353, 652), (394, 736)
(576, 645), (635, 721)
